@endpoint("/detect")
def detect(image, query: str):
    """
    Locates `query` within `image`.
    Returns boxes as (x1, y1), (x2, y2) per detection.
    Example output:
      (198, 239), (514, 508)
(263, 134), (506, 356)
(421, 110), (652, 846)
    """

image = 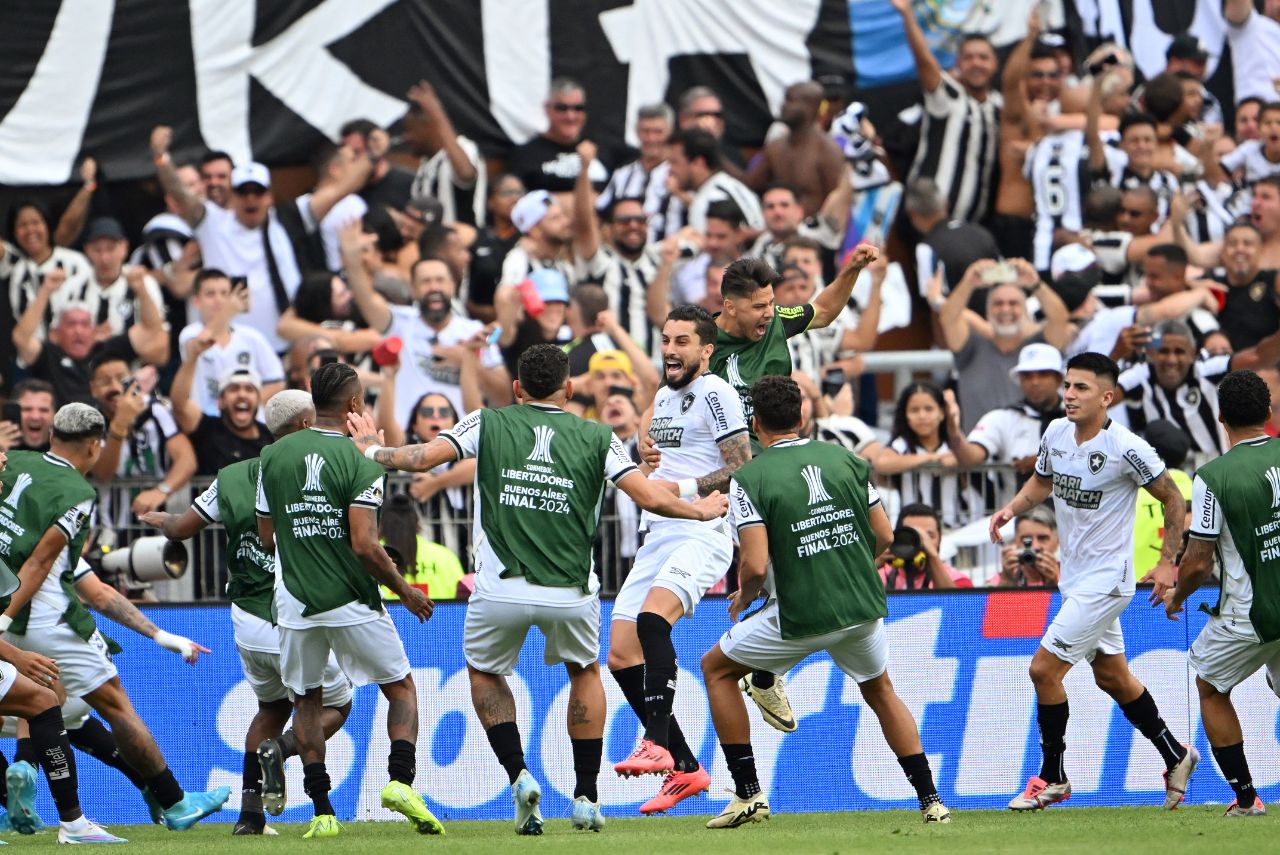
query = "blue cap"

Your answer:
(530, 268), (569, 303)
